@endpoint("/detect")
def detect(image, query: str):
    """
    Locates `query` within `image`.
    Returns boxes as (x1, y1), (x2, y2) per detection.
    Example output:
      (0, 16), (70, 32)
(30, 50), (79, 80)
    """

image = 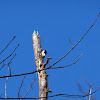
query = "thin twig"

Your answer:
(8, 54), (16, 65)
(0, 54), (16, 72)
(69, 37), (73, 47)
(80, 76), (90, 87)
(76, 82), (89, 100)
(0, 36), (16, 55)
(5, 67), (10, 99)
(0, 44), (20, 65)
(23, 73), (37, 98)
(91, 85), (97, 89)
(0, 63), (6, 70)
(49, 54), (82, 69)
(8, 54), (16, 75)
(76, 82), (87, 94)
(18, 76), (26, 98)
